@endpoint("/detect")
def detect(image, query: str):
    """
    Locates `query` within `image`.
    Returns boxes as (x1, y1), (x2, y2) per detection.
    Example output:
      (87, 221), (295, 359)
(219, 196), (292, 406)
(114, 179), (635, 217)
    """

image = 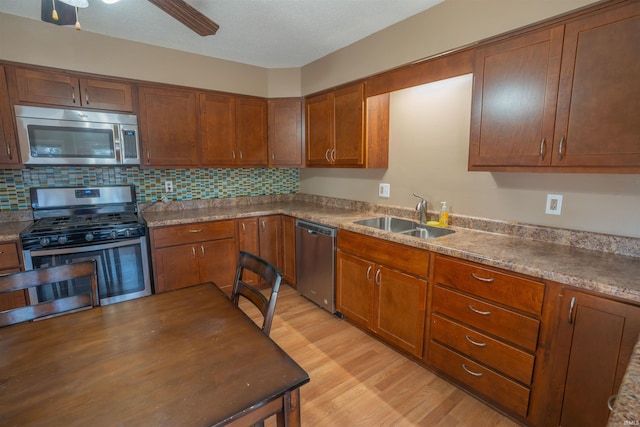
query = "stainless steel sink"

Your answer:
(353, 216), (455, 238)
